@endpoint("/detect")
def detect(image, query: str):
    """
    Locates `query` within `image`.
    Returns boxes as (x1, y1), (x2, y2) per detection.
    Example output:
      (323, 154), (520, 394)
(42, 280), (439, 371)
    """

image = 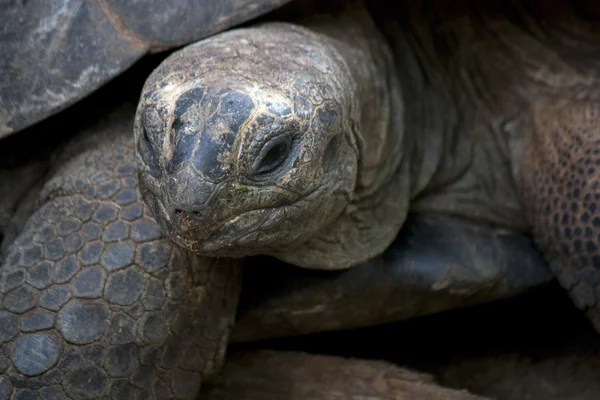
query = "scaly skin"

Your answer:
(0, 103), (553, 400)
(136, 0), (600, 346)
(377, 0), (600, 338)
(0, 103), (520, 399)
(0, 108), (241, 399)
(7, 0), (600, 398)
(135, 3), (408, 269)
(522, 100), (600, 331)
